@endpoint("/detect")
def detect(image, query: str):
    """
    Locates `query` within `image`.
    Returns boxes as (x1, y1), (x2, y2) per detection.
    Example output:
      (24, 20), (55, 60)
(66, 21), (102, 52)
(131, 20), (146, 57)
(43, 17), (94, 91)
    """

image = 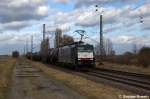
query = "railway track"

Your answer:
(84, 68), (150, 95)
(35, 63), (150, 95)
